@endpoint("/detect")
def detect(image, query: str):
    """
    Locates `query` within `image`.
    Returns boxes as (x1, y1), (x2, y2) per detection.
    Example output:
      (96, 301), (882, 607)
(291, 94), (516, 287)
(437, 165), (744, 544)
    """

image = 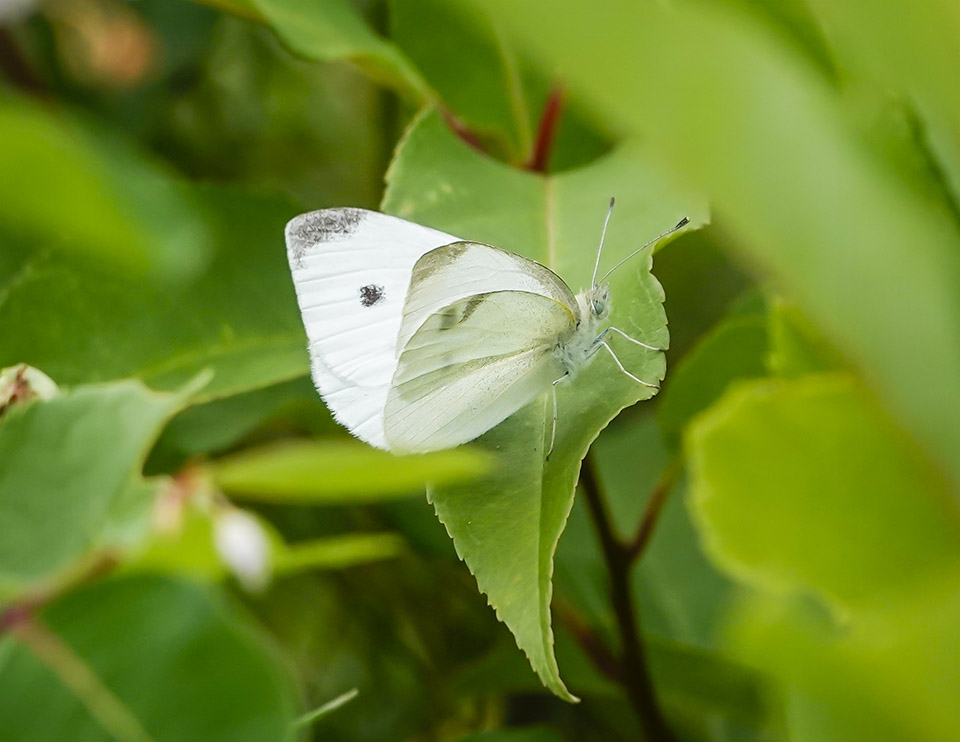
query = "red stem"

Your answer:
(526, 85), (564, 173)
